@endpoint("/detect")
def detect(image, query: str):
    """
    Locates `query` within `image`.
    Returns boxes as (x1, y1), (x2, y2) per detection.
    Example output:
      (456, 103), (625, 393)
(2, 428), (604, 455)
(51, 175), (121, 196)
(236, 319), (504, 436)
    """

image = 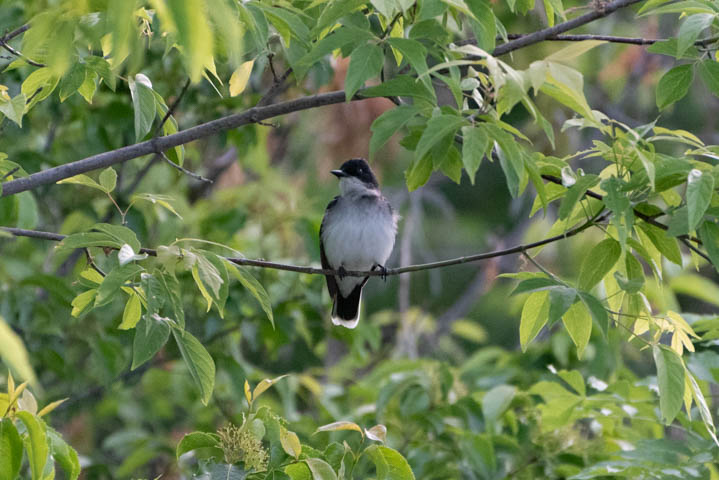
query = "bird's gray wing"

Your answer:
(320, 196), (339, 299)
